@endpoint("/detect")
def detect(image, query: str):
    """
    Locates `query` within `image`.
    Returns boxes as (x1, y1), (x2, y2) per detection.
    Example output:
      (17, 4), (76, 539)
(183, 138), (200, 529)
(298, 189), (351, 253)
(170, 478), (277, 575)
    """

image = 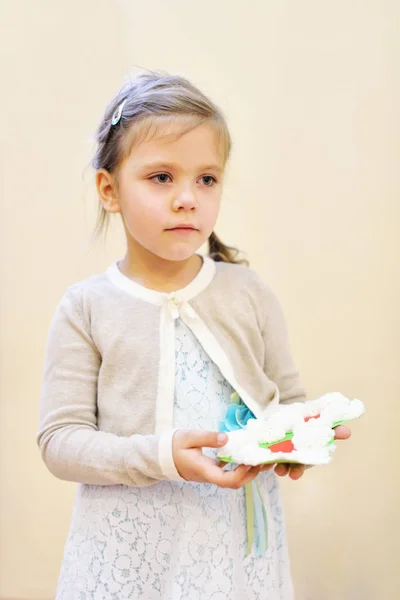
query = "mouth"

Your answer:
(166, 225), (199, 231)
